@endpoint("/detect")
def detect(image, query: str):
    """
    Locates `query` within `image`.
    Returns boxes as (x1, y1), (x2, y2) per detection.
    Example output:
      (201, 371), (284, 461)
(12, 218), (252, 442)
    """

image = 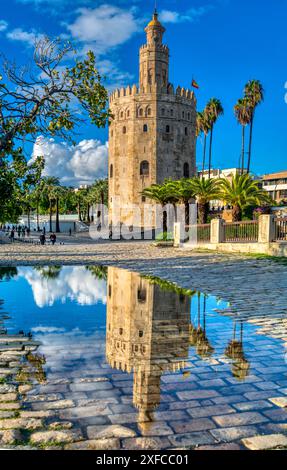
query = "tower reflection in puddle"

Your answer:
(106, 267), (192, 428)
